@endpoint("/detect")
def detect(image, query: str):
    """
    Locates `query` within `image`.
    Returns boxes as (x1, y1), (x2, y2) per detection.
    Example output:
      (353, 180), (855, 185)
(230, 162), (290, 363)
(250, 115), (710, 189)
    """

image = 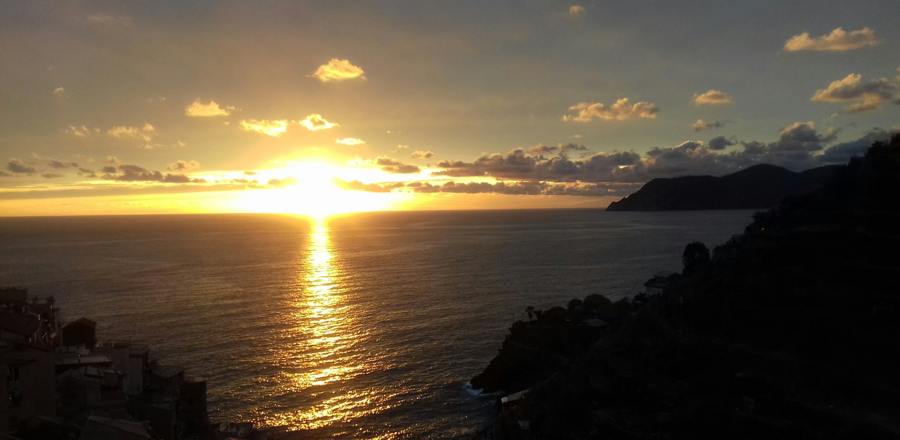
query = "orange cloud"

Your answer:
(784, 27), (879, 52)
(299, 114), (339, 131)
(185, 99), (236, 117)
(311, 58), (366, 83)
(563, 98), (658, 122)
(692, 89), (732, 105)
(240, 119), (289, 137)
